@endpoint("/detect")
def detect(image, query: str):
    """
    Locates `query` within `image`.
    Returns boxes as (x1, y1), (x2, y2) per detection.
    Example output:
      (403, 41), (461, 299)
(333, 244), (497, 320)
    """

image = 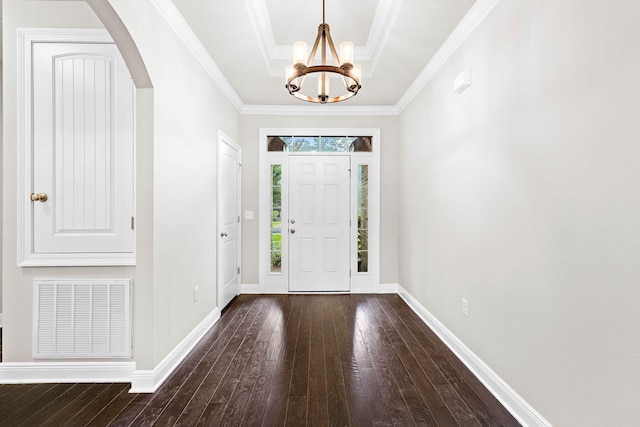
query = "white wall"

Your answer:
(397, 0), (640, 425)
(239, 114), (399, 287)
(102, 0), (241, 368)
